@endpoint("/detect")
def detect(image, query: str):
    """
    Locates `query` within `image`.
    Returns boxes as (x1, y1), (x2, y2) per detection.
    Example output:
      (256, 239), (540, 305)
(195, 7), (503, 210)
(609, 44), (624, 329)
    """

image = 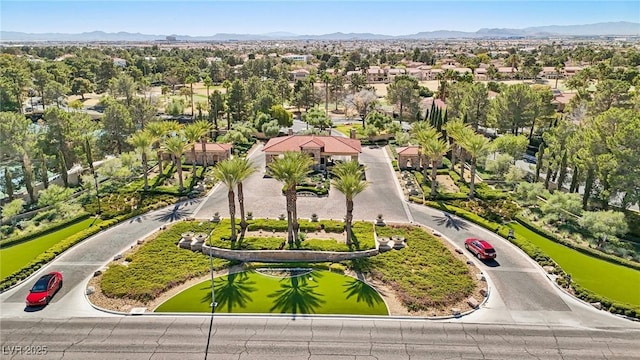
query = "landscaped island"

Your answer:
(90, 219), (483, 316)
